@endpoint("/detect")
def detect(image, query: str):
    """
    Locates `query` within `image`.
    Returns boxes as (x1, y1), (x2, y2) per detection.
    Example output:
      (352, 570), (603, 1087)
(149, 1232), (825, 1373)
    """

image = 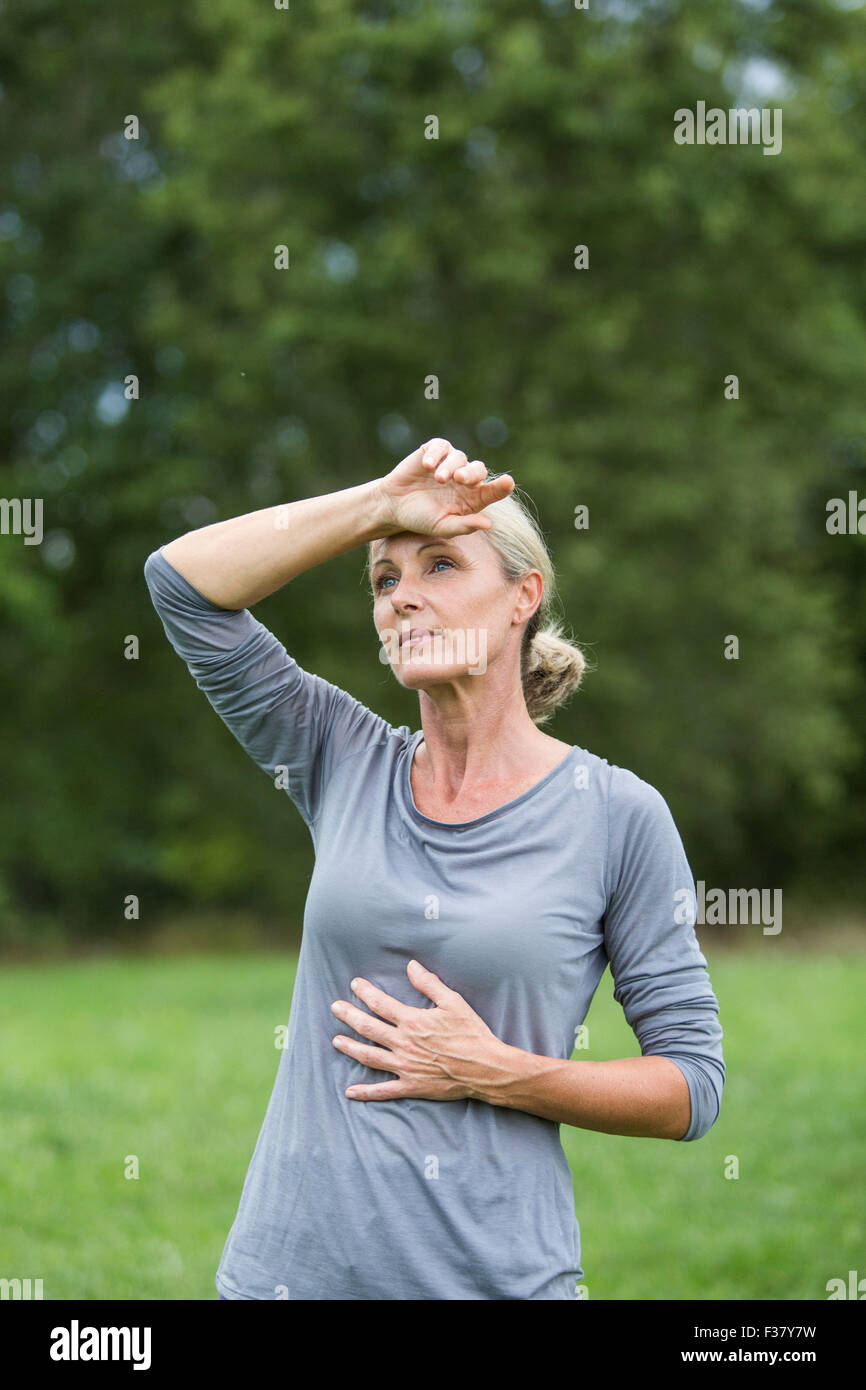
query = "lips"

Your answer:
(400, 628), (441, 646)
